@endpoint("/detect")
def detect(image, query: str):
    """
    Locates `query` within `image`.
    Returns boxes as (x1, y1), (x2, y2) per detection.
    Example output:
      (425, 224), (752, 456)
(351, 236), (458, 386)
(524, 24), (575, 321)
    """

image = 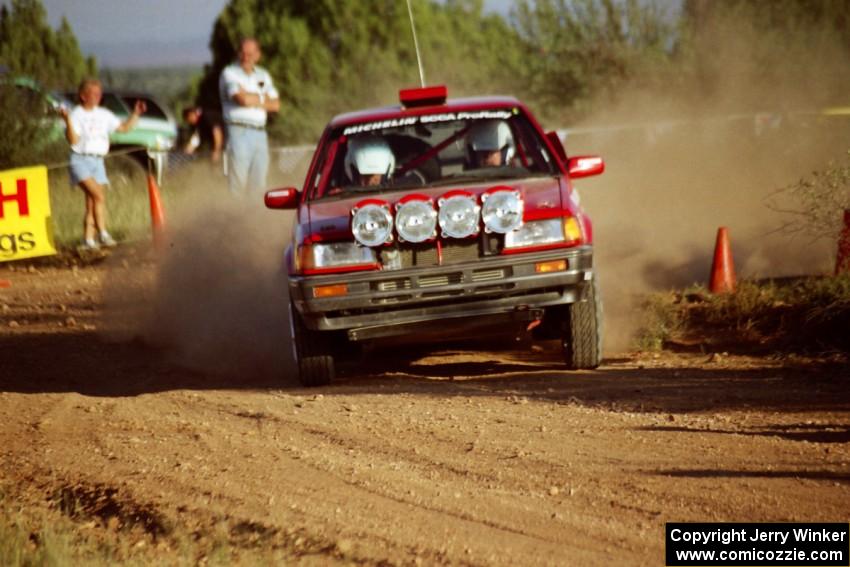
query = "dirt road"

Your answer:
(1, 260), (848, 565)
